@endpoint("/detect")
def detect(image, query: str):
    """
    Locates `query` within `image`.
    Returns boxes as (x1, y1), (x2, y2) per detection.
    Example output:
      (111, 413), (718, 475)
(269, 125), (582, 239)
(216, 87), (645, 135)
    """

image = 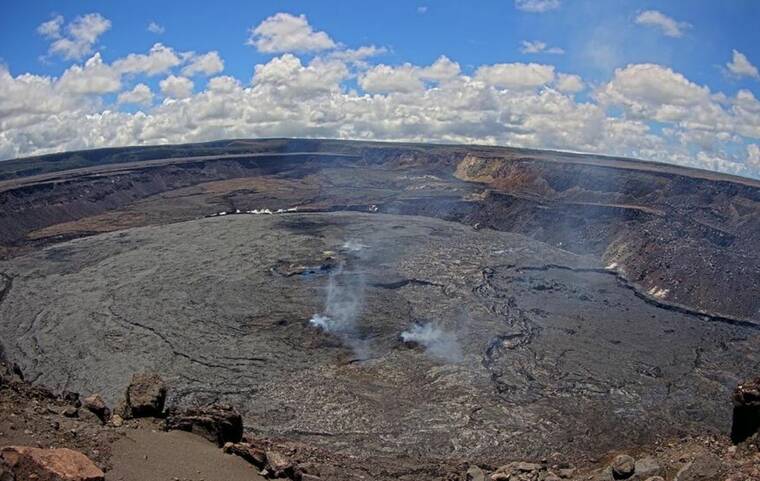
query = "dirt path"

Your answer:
(107, 429), (265, 481)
